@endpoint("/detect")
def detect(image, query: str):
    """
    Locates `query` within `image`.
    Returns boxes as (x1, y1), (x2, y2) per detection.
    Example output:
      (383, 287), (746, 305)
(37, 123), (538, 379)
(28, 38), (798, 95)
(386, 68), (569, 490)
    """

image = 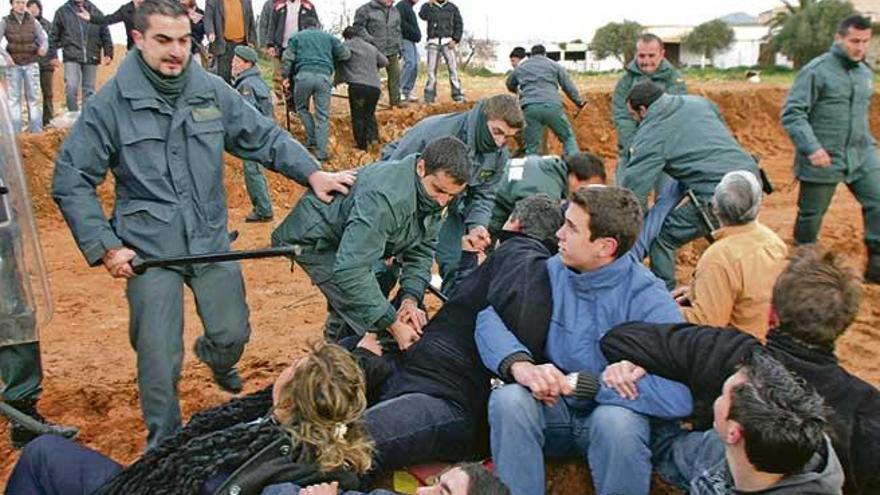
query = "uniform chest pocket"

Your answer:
(118, 113), (166, 180)
(186, 116), (225, 142)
